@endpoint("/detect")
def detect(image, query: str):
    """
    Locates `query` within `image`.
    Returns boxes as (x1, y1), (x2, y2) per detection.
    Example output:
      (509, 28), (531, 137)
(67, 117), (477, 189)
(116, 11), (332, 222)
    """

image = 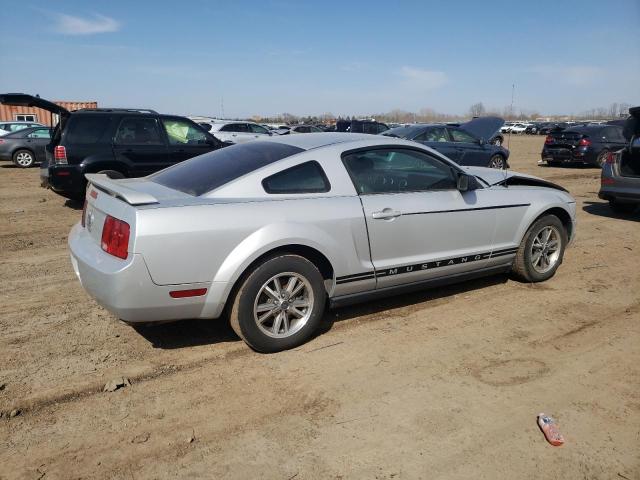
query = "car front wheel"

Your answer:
(488, 155), (506, 169)
(13, 149), (35, 168)
(512, 215), (567, 282)
(229, 254), (326, 352)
